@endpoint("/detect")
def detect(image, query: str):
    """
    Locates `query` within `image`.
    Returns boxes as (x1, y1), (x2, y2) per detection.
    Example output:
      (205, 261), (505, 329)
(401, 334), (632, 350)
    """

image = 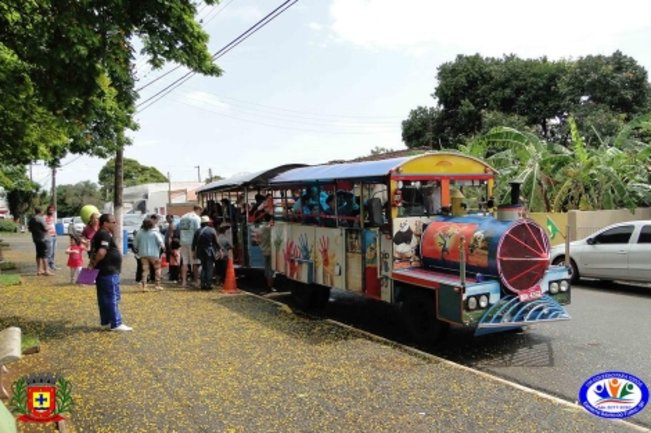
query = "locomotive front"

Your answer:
(419, 215), (571, 333)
